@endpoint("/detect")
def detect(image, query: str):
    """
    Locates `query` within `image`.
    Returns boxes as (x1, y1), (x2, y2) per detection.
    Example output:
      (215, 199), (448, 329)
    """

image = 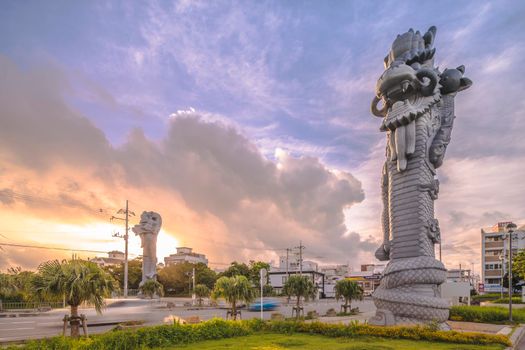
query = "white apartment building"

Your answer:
(481, 222), (525, 293)
(164, 247), (208, 266)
